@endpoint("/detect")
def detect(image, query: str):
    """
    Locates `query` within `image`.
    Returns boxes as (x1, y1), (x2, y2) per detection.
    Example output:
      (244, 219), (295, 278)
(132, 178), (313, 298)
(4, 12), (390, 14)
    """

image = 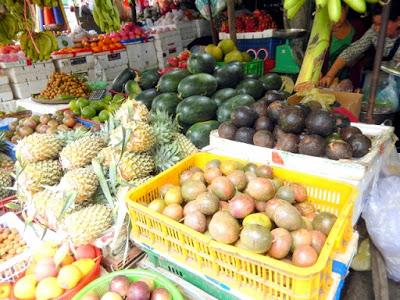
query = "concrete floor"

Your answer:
(342, 271), (400, 300)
